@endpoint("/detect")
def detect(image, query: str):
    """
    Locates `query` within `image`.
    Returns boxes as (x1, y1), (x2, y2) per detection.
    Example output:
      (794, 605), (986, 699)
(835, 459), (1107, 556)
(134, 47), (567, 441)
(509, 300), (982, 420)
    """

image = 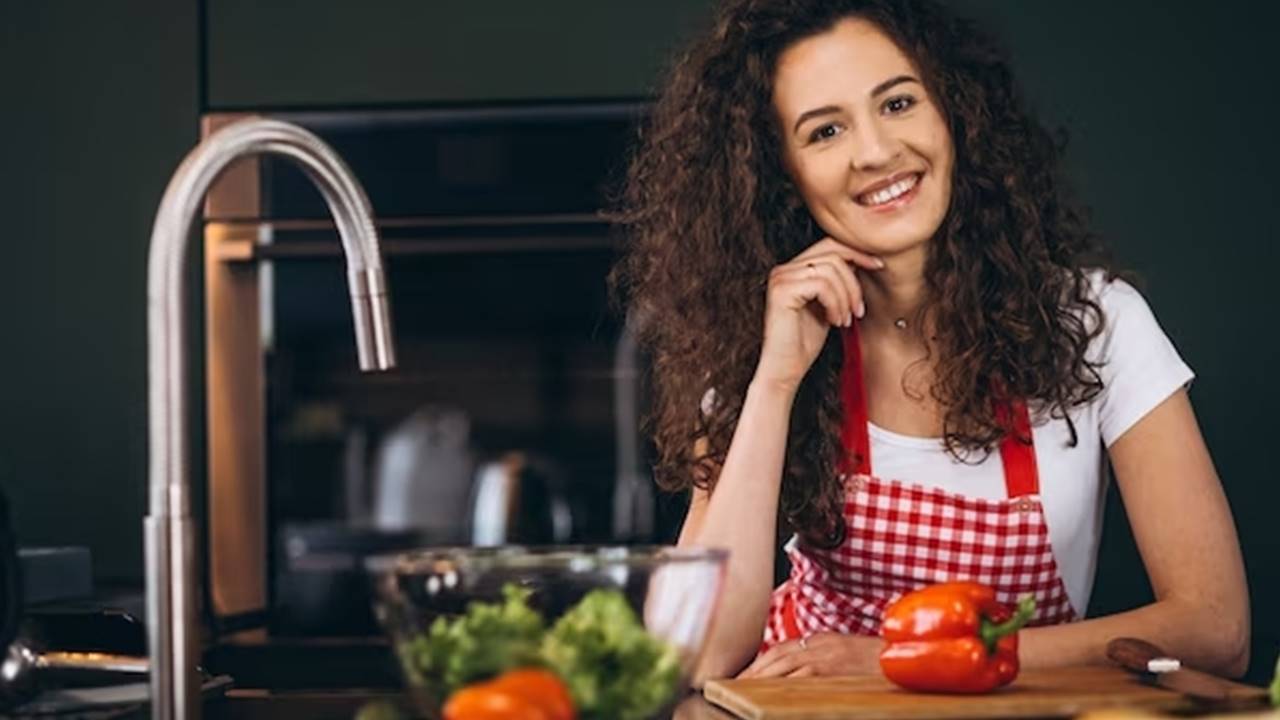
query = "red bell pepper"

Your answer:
(879, 581), (1036, 694)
